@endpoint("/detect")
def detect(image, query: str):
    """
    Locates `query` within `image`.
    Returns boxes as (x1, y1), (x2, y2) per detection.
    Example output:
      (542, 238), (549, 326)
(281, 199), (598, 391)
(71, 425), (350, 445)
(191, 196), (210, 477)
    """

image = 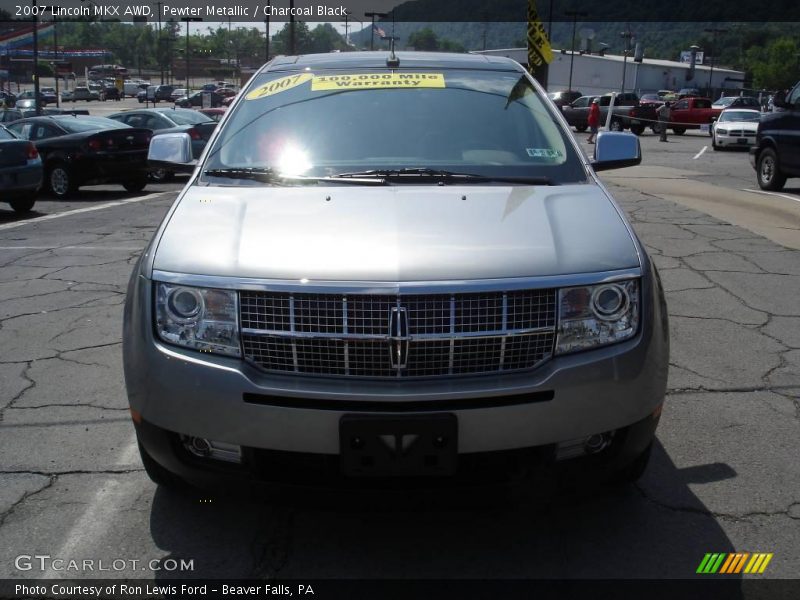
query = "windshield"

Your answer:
(55, 116), (130, 133)
(0, 126), (15, 140)
(202, 68), (586, 185)
(719, 110), (761, 122)
(163, 110), (212, 125)
(714, 97), (735, 106)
